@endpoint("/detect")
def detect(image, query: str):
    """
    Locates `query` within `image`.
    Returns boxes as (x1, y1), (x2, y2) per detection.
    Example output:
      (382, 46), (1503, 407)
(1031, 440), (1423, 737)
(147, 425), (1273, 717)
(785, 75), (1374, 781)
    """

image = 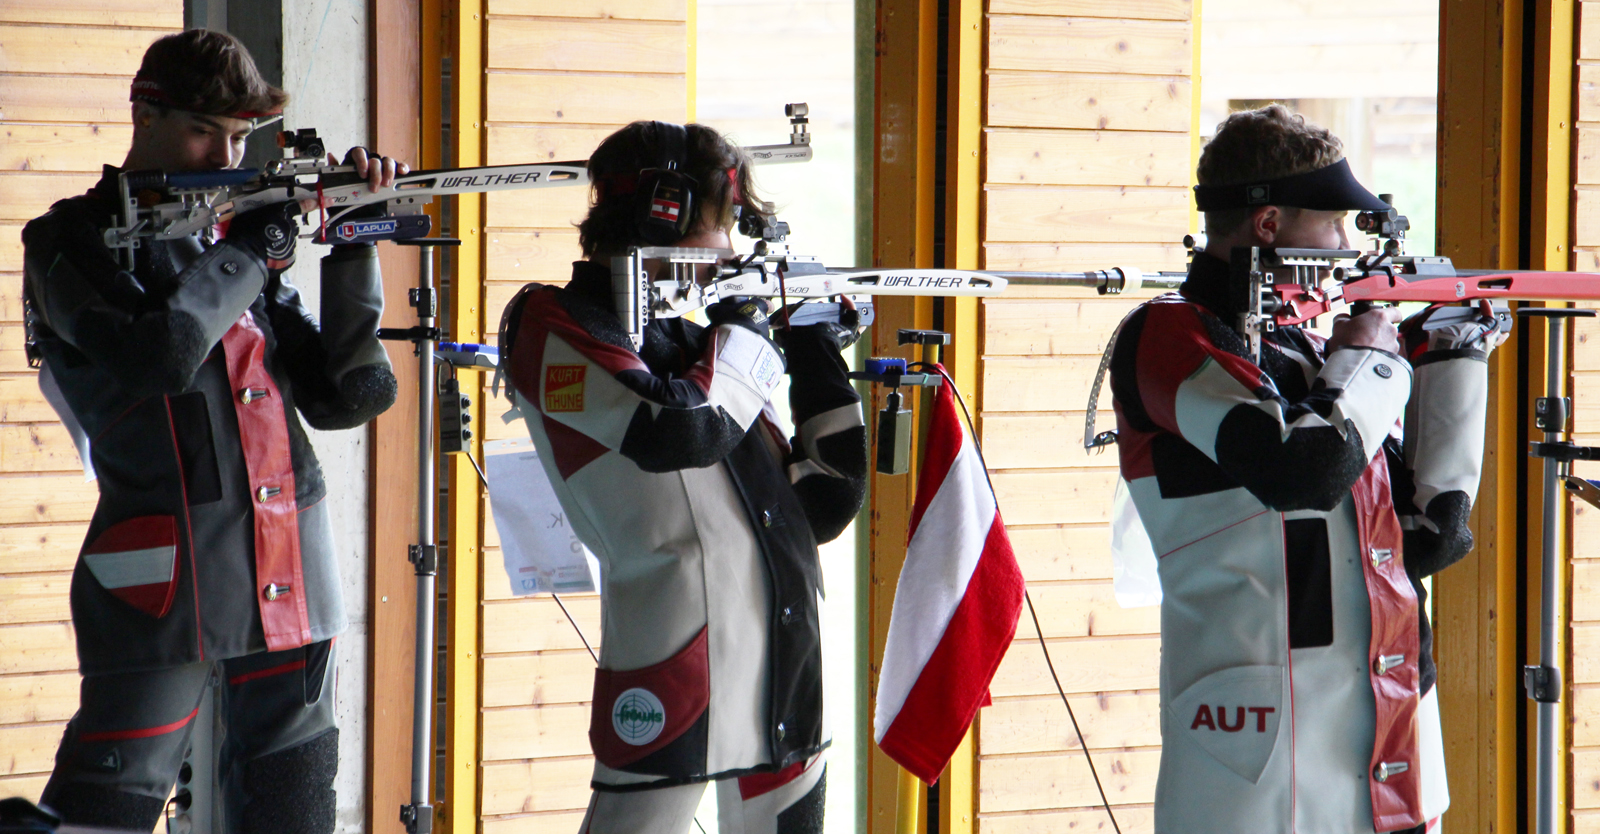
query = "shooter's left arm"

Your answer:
(266, 244), (398, 430)
(1397, 308), (1499, 578)
(783, 324), (867, 544)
